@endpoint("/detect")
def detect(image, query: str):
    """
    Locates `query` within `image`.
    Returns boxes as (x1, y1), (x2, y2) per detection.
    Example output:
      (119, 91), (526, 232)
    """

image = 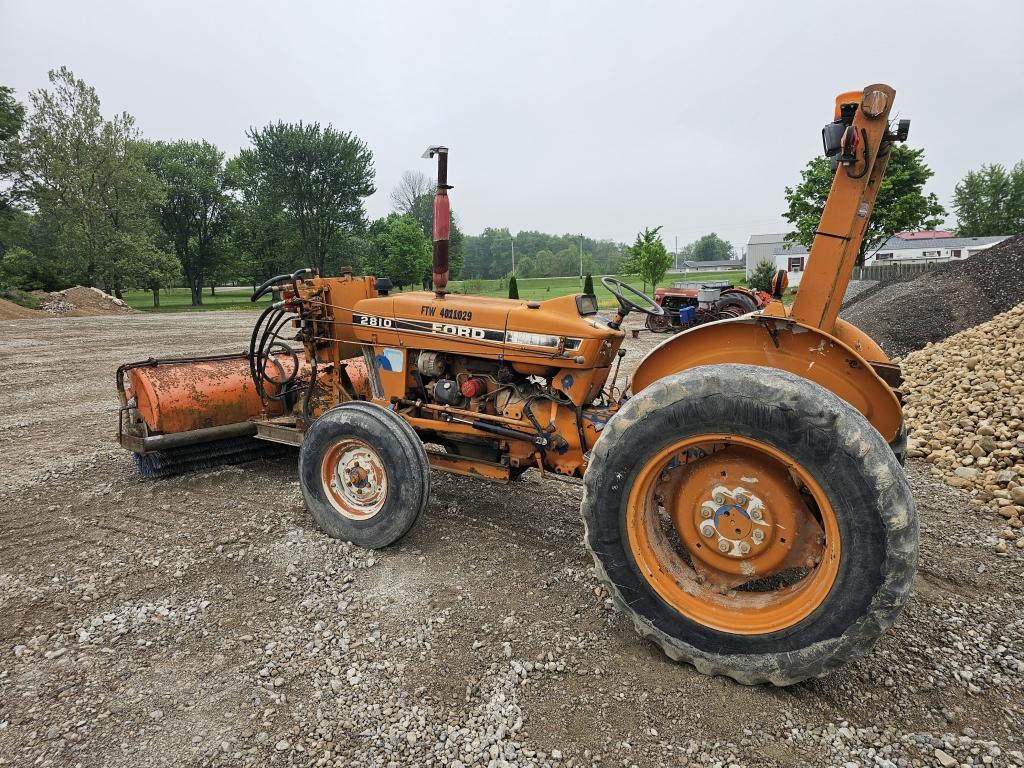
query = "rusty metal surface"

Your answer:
(129, 355), (269, 433)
